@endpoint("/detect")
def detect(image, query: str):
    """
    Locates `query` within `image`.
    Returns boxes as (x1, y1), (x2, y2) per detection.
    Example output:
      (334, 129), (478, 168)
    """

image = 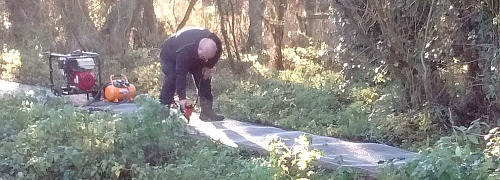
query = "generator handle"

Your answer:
(47, 52), (55, 89)
(110, 74), (129, 83)
(82, 51), (99, 56)
(82, 51), (97, 54)
(97, 55), (102, 89)
(44, 51), (98, 58)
